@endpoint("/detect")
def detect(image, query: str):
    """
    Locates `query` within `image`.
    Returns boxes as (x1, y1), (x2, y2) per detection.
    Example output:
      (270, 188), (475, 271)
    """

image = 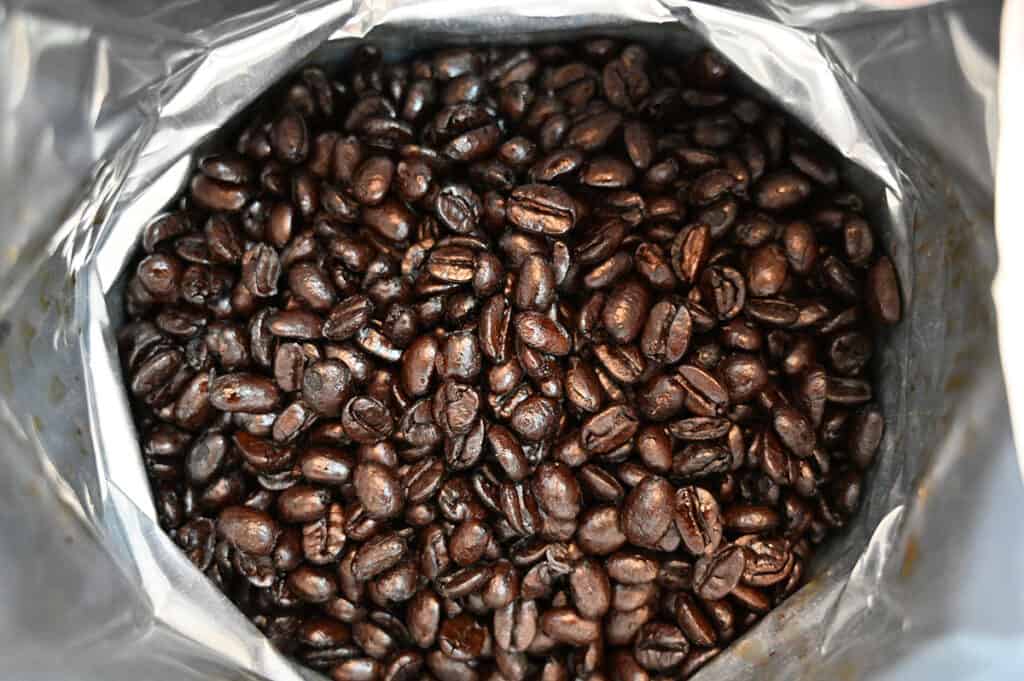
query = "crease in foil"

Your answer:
(1, 1), (1019, 680)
